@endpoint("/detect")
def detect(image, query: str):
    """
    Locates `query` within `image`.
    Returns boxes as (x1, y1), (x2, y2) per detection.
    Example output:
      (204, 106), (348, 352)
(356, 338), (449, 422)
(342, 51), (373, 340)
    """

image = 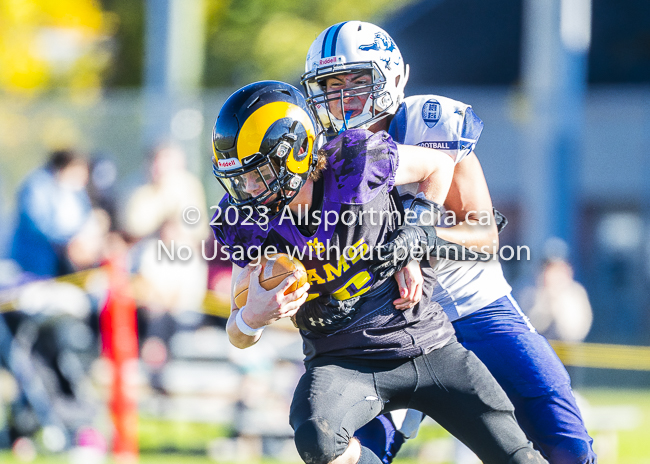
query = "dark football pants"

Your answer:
(356, 295), (596, 463)
(290, 339), (546, 464)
